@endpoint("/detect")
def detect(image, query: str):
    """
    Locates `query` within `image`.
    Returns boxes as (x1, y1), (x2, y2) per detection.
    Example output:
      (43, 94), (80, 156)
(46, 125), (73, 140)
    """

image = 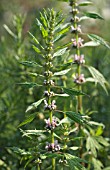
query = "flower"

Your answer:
(71, 25), (81, 34)
(45, 117), (58, 130)
(73, 54), (85, 64)
(44, 100), (57, 110)
(71, 38), (84, 48)
(45, 140), (60, 152)
(74, 74), (86, 84)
